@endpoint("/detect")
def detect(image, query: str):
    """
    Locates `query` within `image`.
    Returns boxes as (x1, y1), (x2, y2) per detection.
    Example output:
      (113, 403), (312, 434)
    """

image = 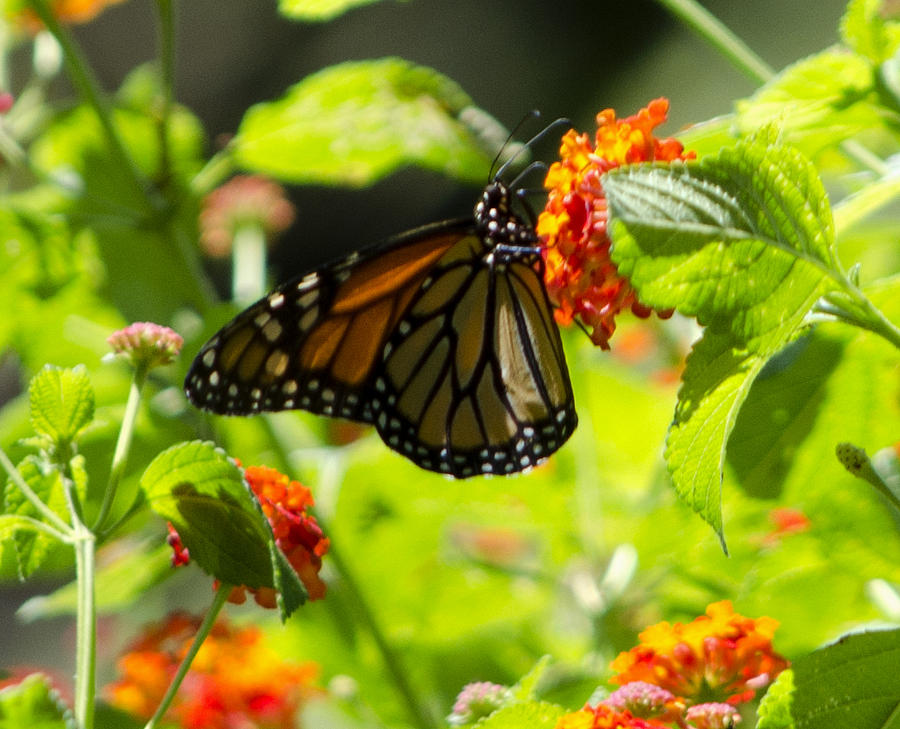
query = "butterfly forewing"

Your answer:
(184, 224), (465, 422)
